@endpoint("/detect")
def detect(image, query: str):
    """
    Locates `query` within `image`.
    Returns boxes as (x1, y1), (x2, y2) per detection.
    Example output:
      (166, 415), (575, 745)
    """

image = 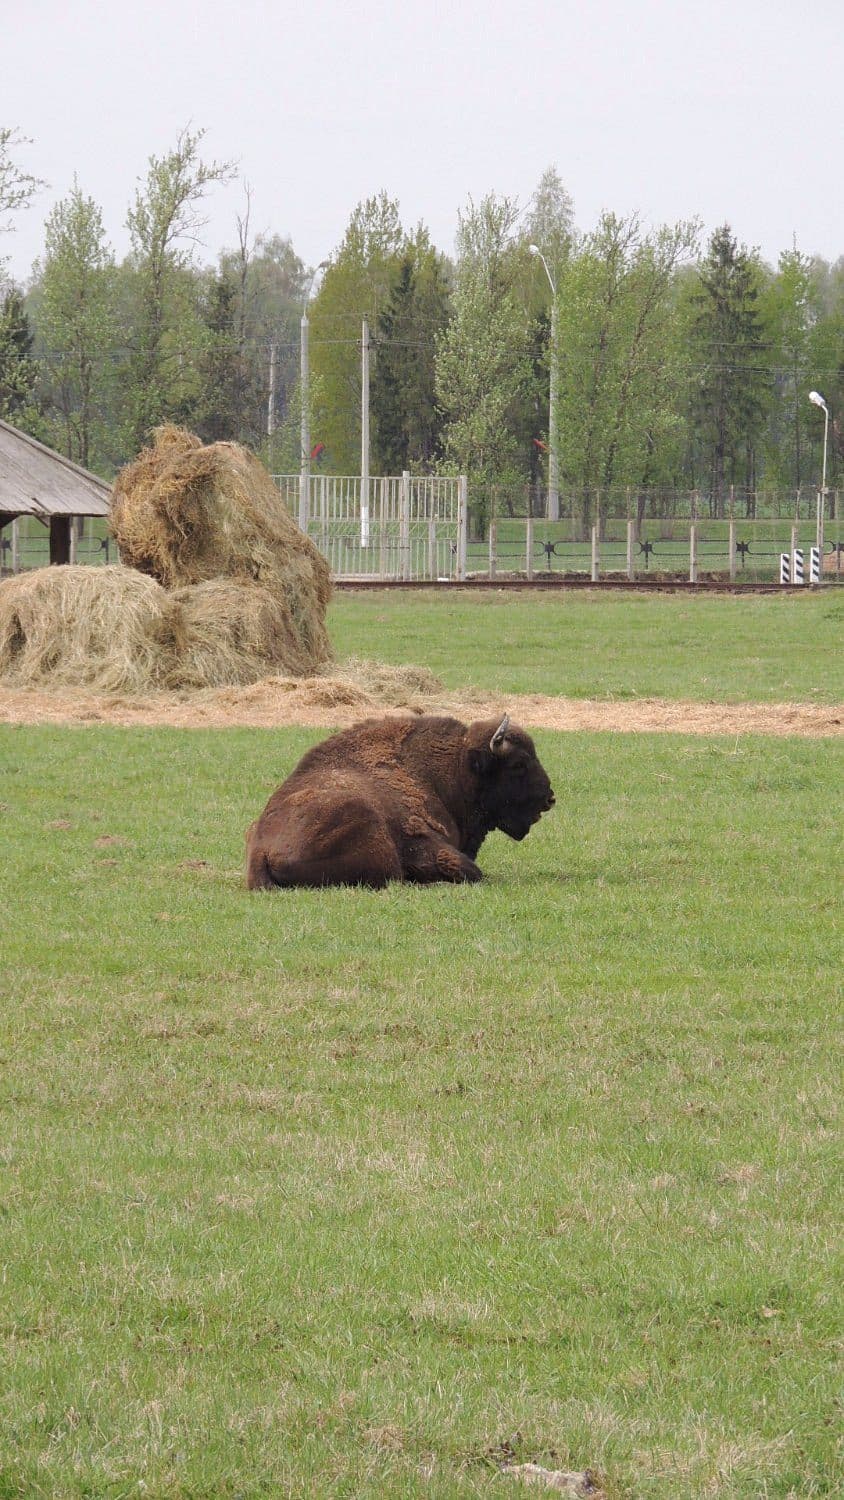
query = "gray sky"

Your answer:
(4, 0), (843, 281)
